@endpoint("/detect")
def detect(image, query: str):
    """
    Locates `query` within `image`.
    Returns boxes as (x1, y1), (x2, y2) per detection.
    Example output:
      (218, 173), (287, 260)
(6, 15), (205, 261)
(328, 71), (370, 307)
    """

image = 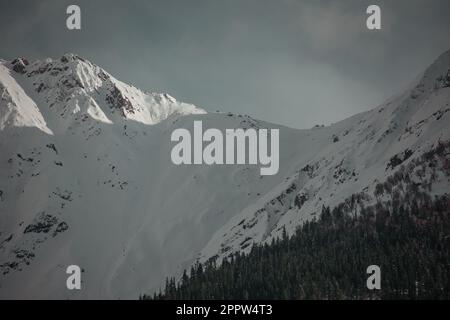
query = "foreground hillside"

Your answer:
(150, 142), (450, 299)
